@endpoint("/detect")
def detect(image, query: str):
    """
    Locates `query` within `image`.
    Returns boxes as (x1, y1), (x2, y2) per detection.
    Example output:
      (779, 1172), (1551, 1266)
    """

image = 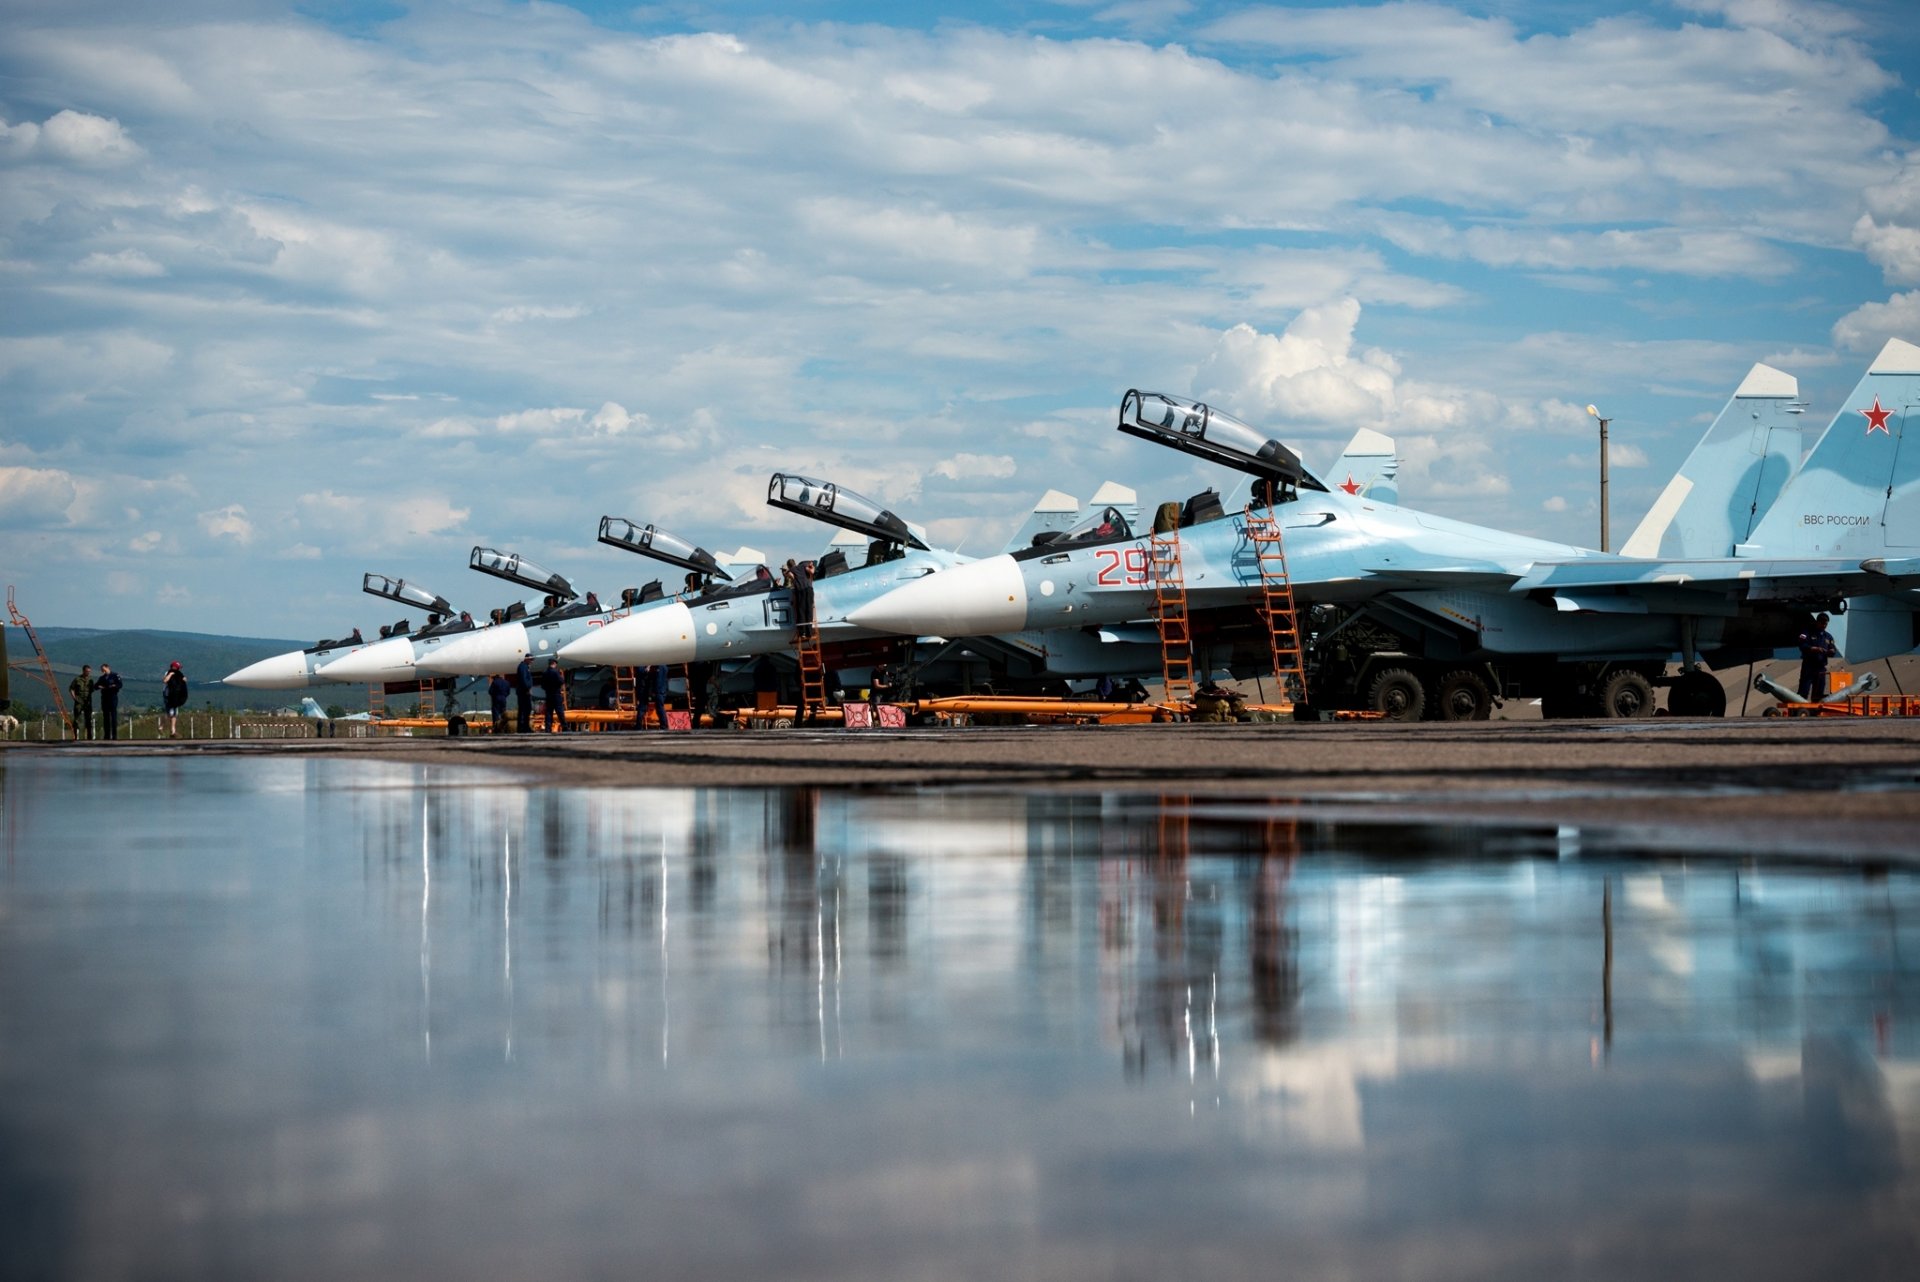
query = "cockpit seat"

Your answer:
(816, 550), (849, 578)
(1181, 489), (1224, 527)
